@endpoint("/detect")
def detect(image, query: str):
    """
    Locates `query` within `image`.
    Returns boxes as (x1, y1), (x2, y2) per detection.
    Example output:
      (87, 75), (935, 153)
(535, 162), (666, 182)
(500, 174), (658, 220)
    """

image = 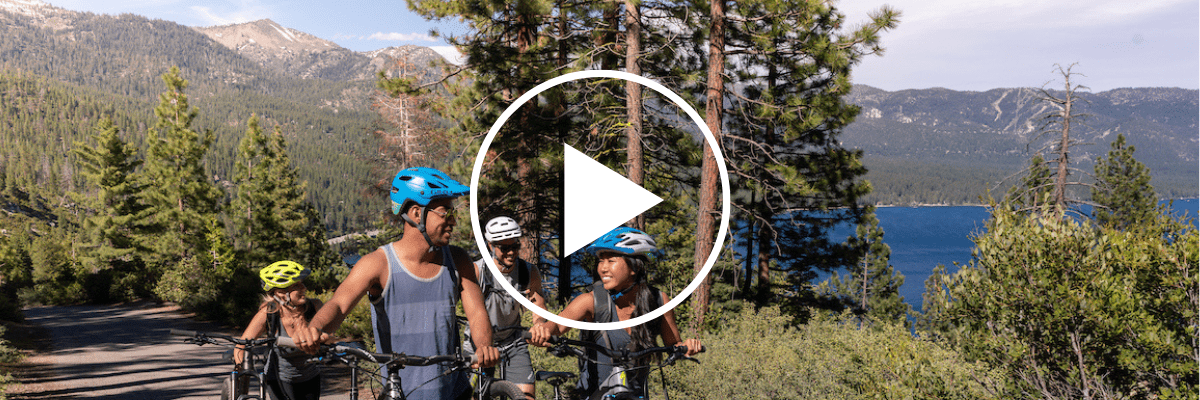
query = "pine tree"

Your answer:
(71, 117), (149, 301)
(72, 117), (144, 263)
(1006, 153), (1054, 212)
(138, 67), (223, 270)
(231, 115), (329, 269)
(1092, 133), (1159, 230)
(714, 0), (899, 312)
(818, 209), (909, 323)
